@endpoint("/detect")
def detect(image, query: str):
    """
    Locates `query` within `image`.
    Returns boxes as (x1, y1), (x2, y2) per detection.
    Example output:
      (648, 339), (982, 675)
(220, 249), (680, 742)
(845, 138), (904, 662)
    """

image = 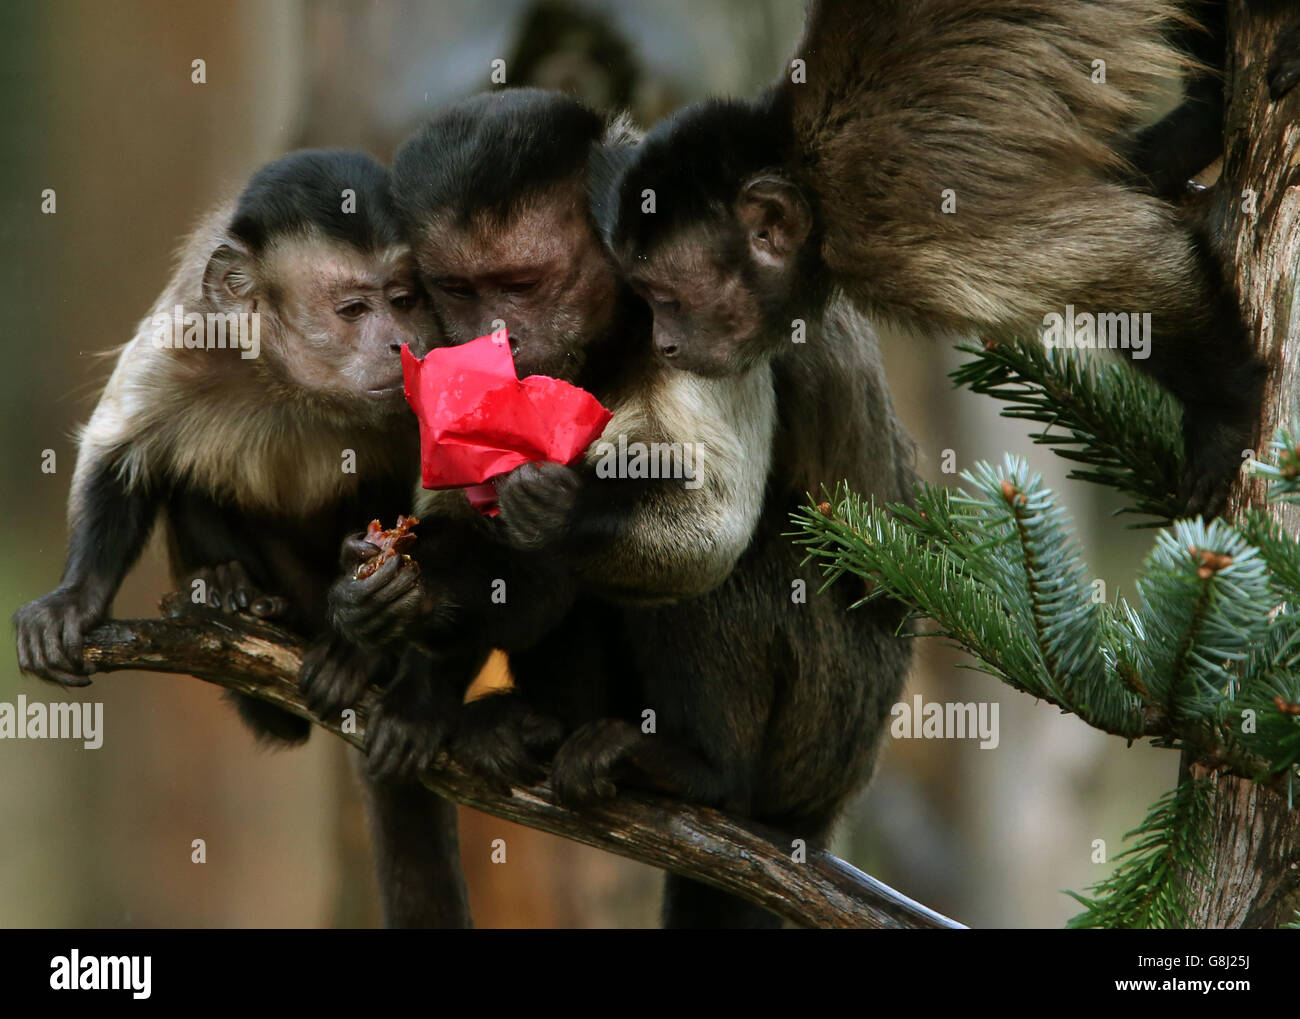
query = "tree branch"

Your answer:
(79, 607), (964, 930)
